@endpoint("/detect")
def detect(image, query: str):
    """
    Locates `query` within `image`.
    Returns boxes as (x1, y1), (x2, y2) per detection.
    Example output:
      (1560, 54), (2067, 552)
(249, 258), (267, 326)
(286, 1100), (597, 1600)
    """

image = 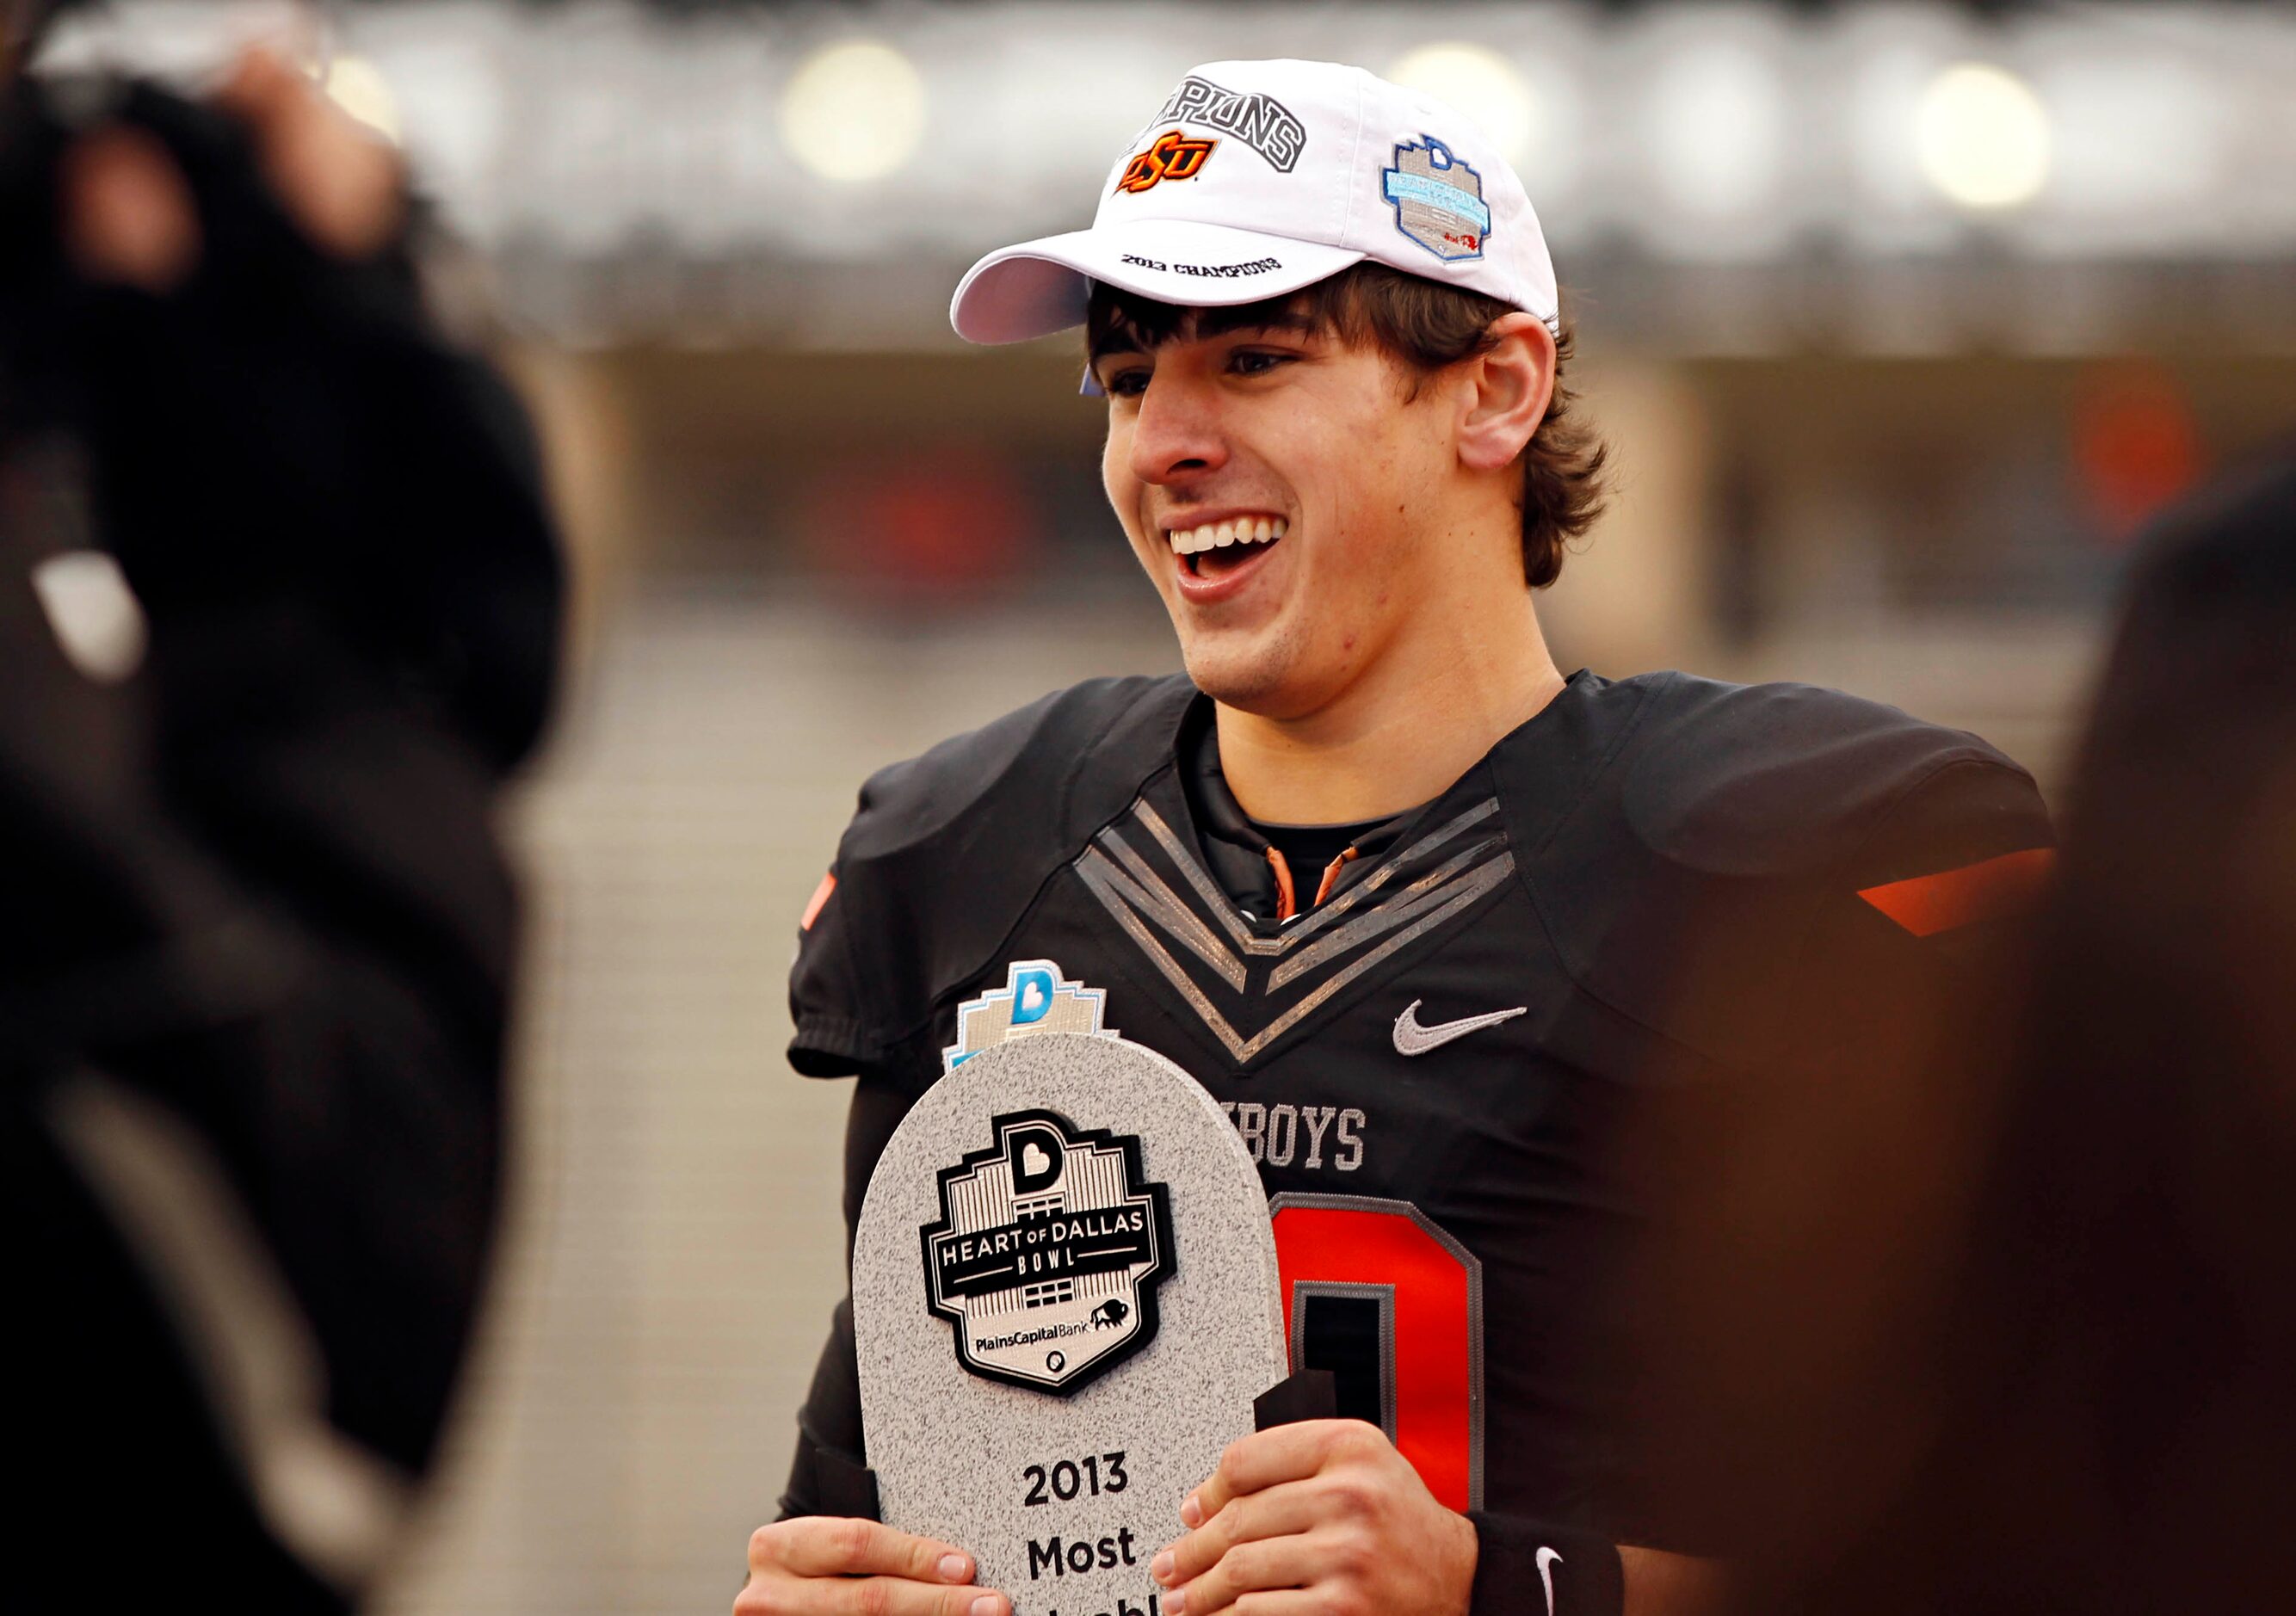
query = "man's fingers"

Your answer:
(749, 1516), (977, 1584)
(735, 1573), (1008, 1616)
(826, 1580), (1007, 1616)
(1156, 1480), (1321, 1588)
(1166, 1533), (1326, 1616)
(1182, 1420), (1376, 1525)
(1178, 1596), (1318, 1616)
